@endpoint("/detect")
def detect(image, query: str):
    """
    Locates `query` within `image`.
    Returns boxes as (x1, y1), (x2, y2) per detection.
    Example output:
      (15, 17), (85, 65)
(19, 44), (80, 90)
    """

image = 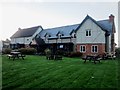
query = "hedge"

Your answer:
(18, 48), (37, 55)
(2, 48), (12, 54)
(64, 52), (83, 58)
(115, 48), (120, 58)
